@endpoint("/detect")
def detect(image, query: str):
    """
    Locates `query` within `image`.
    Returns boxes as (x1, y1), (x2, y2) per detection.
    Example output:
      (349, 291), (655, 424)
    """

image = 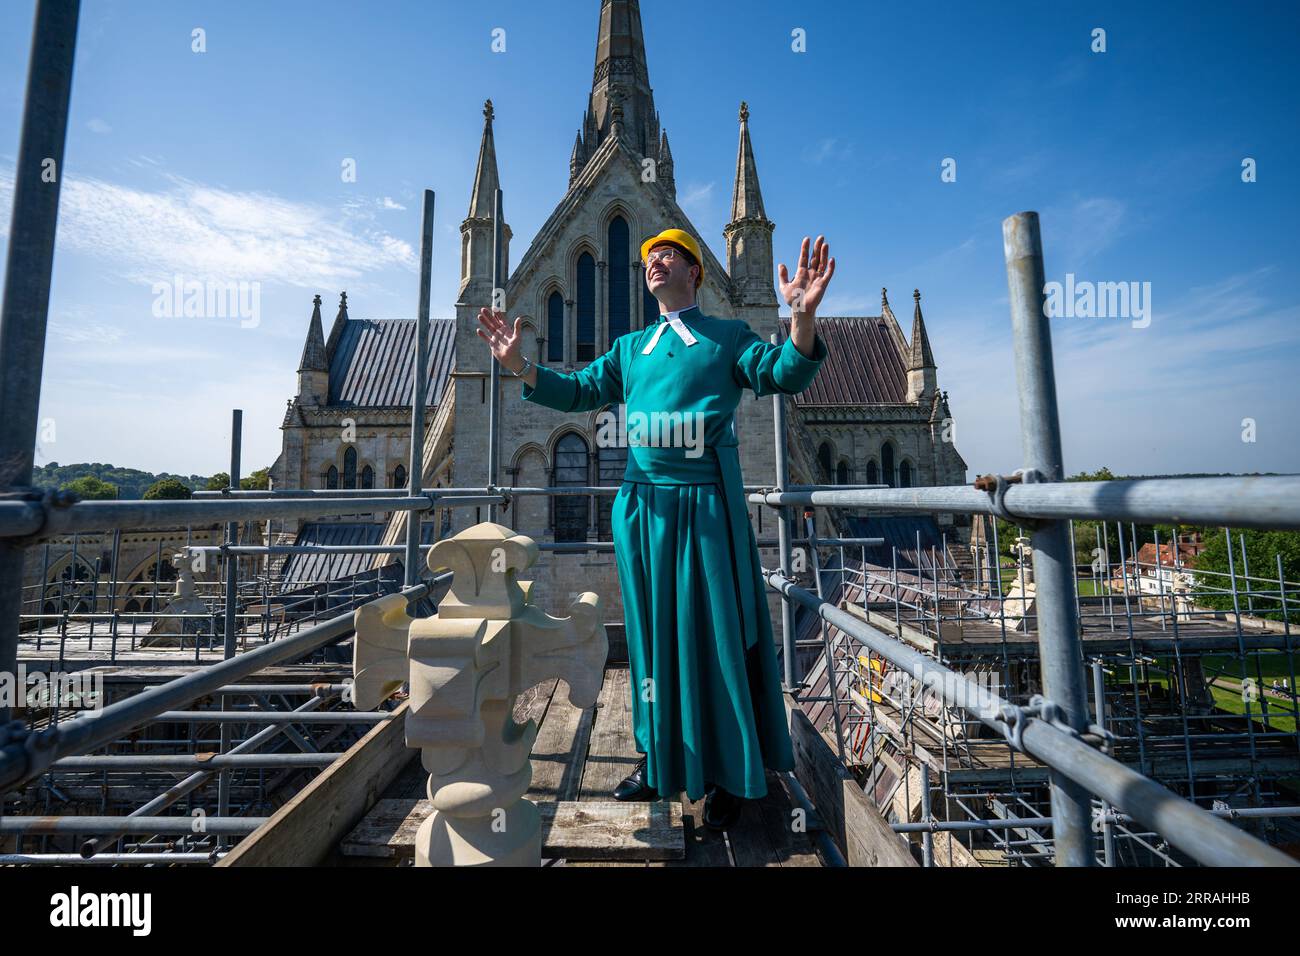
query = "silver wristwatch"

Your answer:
(515, 355), (534, 376)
